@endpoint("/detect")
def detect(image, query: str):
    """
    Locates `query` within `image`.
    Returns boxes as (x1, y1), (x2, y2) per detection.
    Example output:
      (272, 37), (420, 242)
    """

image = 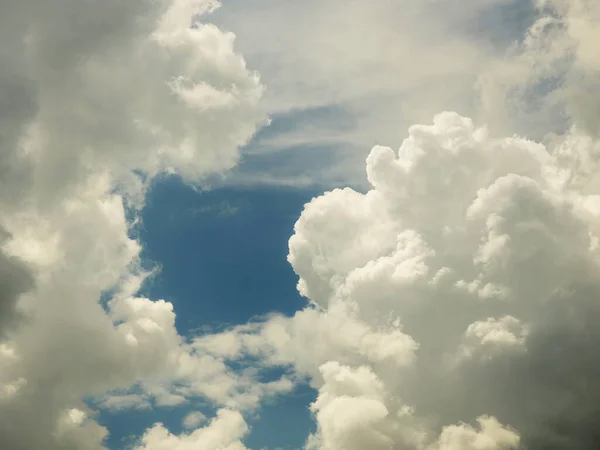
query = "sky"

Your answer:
(1, 1), (600, 450)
